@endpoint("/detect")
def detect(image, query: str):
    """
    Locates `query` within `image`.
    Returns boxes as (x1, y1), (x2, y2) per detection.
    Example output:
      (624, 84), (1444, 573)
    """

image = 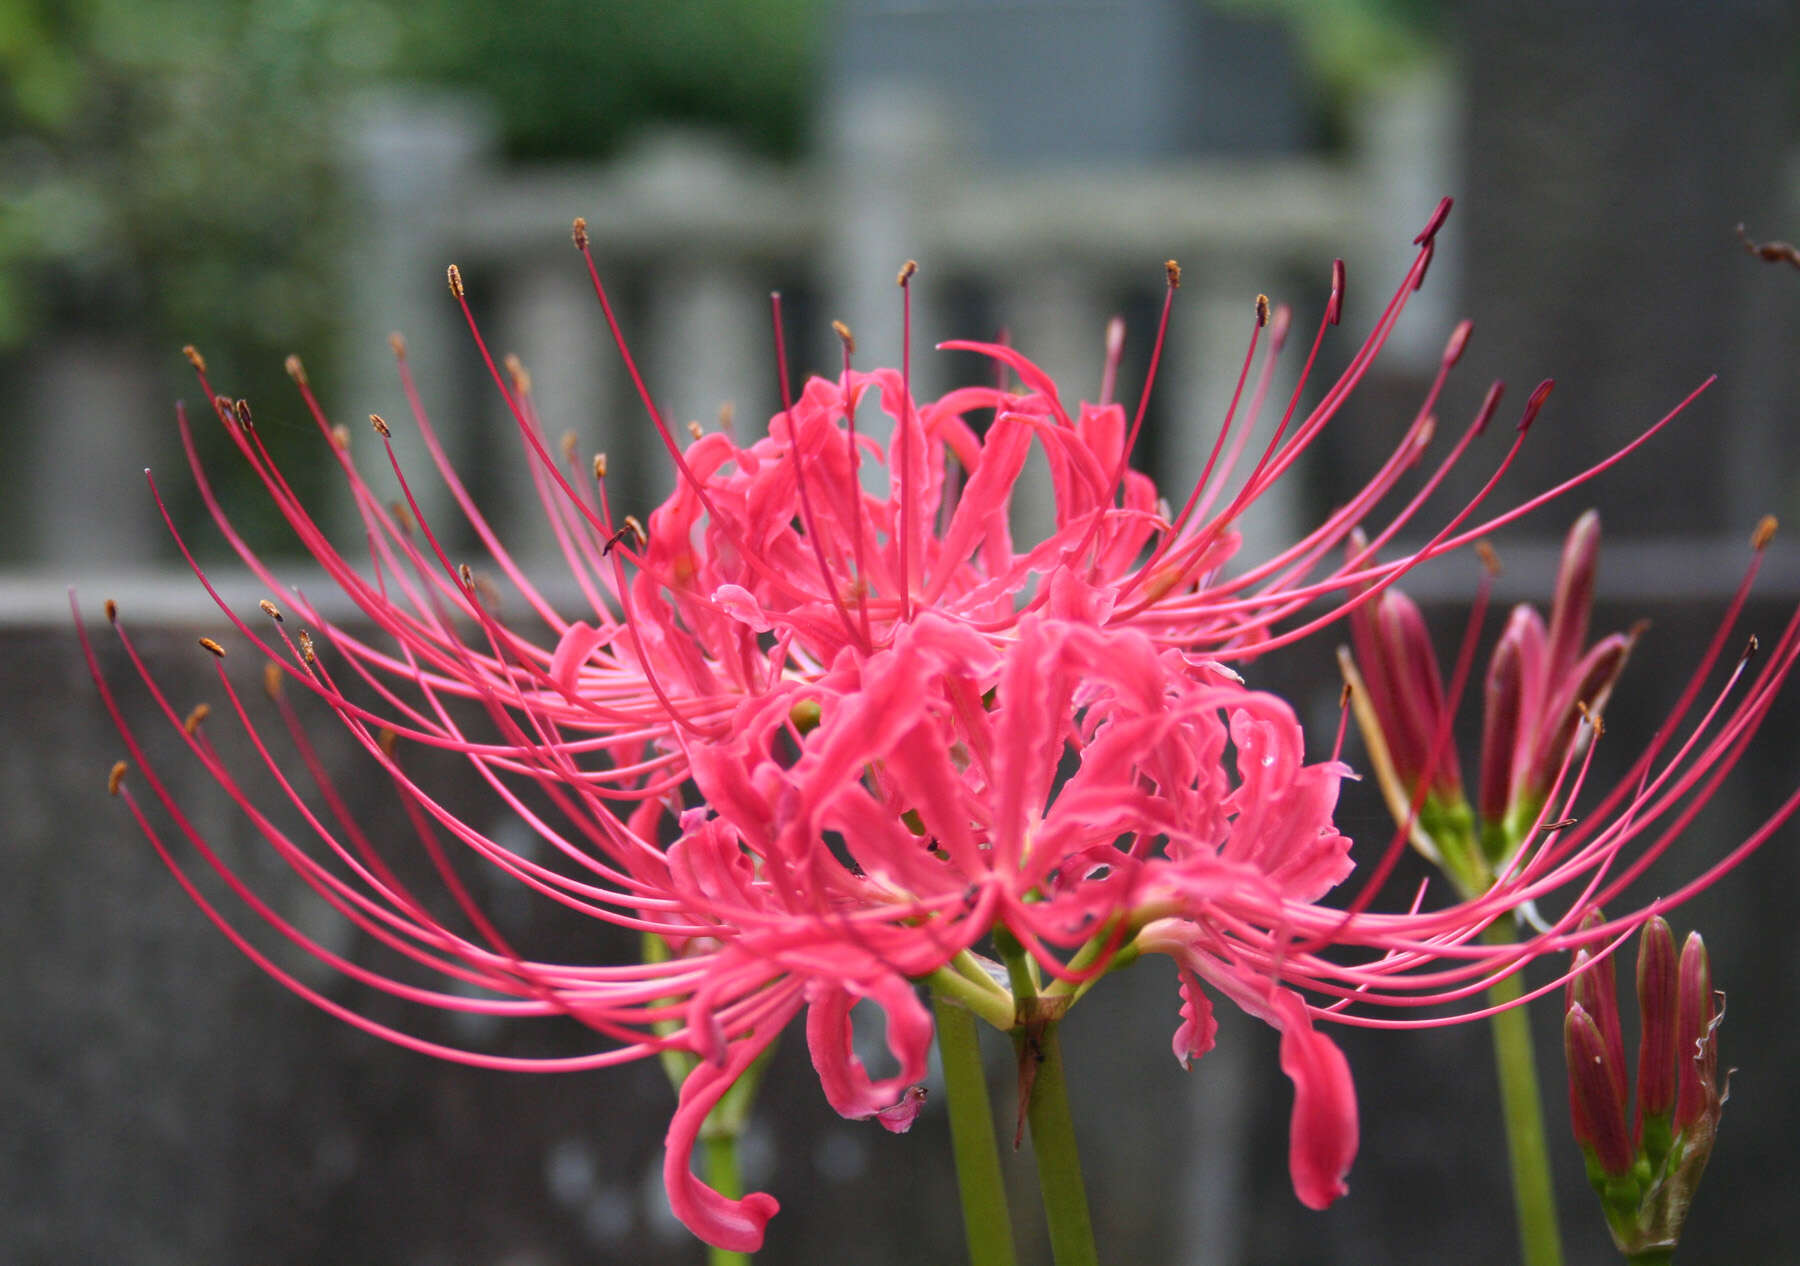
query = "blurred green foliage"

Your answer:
(402, 0), (824, 160)
(1218, 0), (1445, 144)
(0, 0), (823, 560)
(0, 0), (823, 353)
